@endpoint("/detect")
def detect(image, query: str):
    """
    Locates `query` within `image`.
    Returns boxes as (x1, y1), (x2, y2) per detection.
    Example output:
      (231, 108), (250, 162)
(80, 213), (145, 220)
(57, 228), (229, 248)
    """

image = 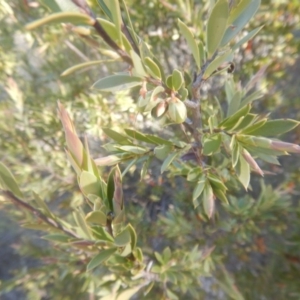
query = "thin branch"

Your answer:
(92, 20), (133, 65)
(1, 190), (80, 239)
